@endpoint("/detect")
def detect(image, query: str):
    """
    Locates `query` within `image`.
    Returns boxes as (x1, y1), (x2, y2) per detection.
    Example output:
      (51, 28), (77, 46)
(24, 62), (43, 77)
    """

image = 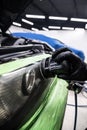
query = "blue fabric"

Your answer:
(12, 32), (85, 60)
